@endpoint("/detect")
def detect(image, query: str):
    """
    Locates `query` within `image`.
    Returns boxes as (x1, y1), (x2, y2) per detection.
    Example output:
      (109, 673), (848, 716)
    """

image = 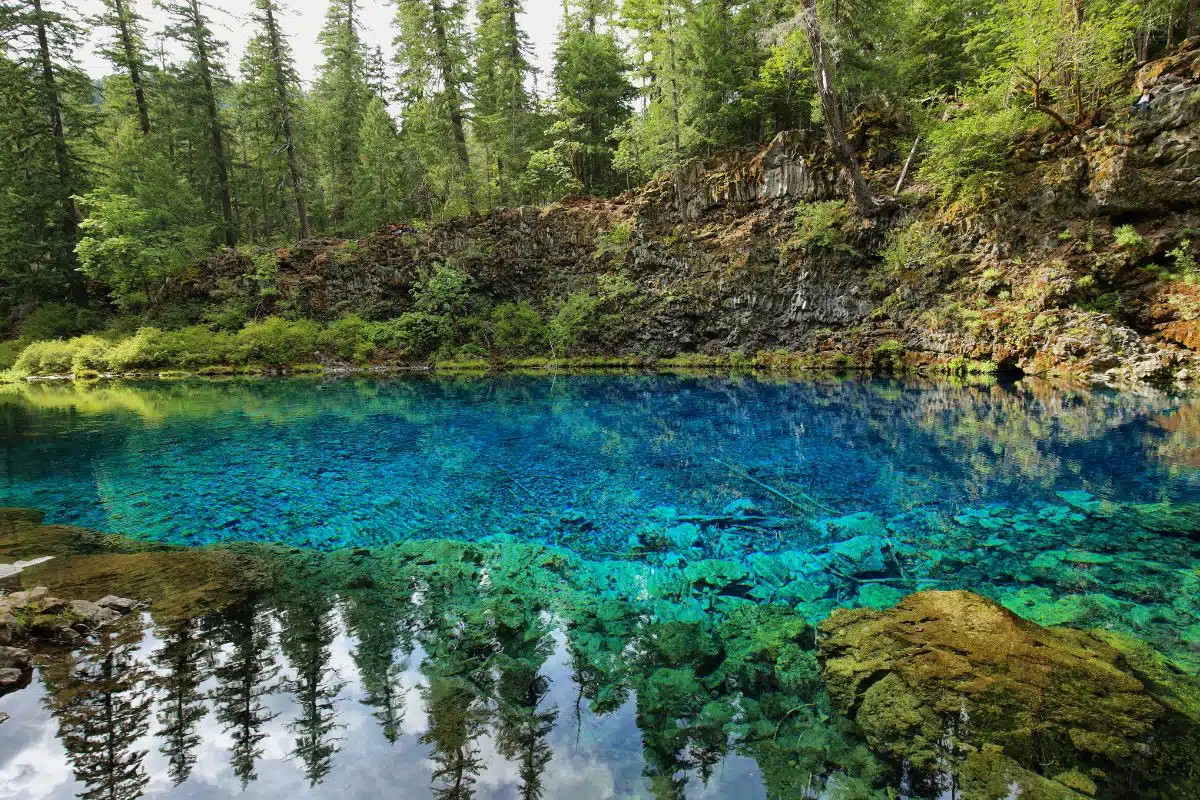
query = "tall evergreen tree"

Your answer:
(313, 0), (368, 232)
(243, 0), (311, 240)
(151, 618), (212, 786)
(472, 0), (535, 205)
(211, 598), (280, 789)
(395, 0), (476, 214)
(41, 616), (153, 800)
(158, 0), (236, 246)
(0, 0), (96, 305)
(550, 1), (634, 195)
(93, 0), (152, 135)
